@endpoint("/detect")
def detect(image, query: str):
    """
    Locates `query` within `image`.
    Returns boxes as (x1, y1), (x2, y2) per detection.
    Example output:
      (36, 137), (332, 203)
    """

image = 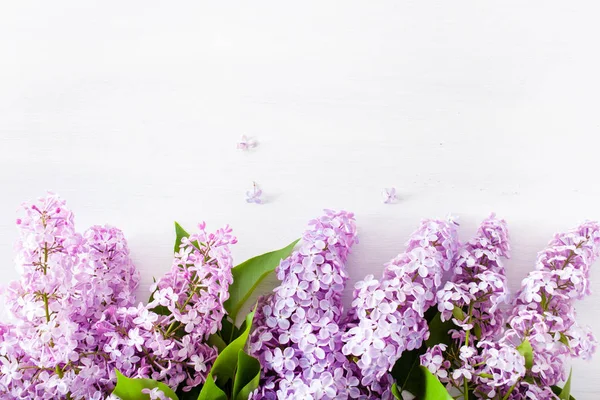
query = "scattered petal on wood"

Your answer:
(382, 187), (397, 204)
(246, 182), (263, 204)
(237, 135), (257, 151)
